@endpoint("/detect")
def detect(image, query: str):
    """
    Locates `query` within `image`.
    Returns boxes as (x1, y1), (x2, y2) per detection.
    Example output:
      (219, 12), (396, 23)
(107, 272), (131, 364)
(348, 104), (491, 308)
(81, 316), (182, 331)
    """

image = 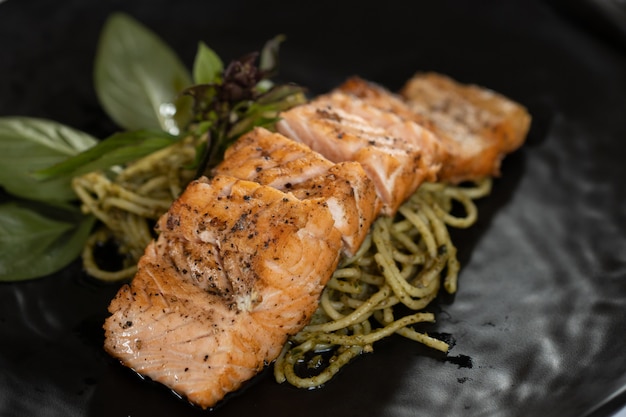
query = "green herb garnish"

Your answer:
(184, 37), (306, 176)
